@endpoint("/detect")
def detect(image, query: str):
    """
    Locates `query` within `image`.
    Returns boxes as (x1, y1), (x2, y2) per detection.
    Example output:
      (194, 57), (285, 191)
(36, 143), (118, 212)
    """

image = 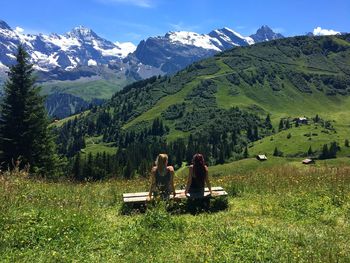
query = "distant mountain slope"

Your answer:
(125, 25), (283, 74)
(0, 20), (286, 118)
(0, 20), (283, 79)
(0, 20), (136, 71)
(55, 34), (350, 158)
